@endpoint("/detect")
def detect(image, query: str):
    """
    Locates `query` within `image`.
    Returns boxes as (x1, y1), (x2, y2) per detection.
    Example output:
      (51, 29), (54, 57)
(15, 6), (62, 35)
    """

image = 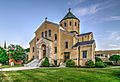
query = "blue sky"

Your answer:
(0, 0), (120, 50)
